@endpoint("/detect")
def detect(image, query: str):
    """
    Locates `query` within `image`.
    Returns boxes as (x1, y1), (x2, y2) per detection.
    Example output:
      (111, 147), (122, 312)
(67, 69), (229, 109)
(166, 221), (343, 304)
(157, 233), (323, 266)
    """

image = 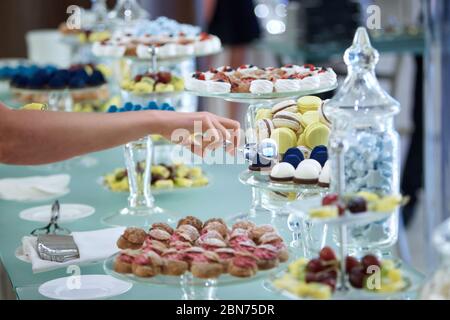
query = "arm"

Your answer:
(0, 102), (240, 165)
